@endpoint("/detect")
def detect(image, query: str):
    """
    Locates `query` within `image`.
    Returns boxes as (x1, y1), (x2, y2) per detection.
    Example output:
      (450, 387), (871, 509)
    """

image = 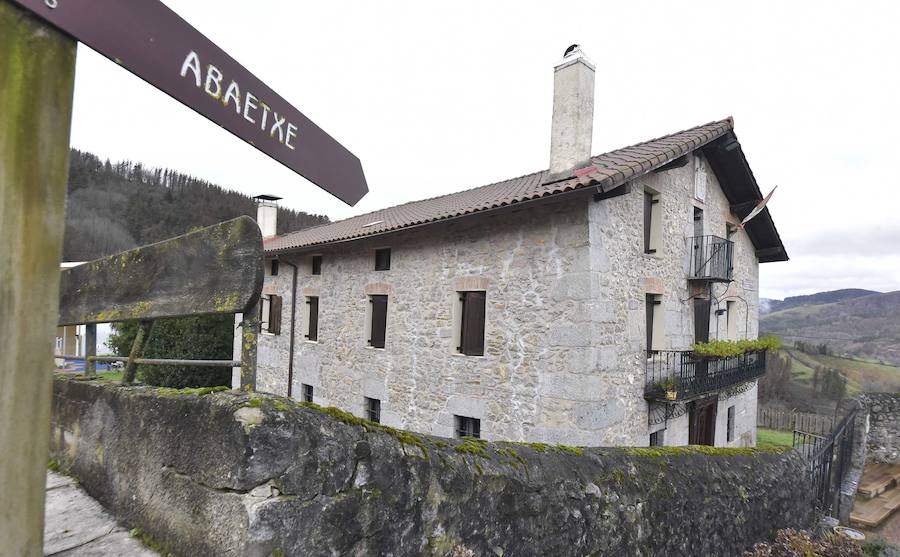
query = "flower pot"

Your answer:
(665, 390), (678, 401)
